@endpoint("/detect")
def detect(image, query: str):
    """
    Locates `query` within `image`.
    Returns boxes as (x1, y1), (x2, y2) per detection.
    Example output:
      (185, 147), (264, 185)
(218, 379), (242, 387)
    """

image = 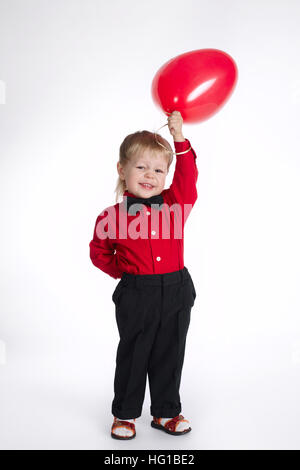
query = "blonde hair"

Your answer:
(114, 130), (173, 203)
